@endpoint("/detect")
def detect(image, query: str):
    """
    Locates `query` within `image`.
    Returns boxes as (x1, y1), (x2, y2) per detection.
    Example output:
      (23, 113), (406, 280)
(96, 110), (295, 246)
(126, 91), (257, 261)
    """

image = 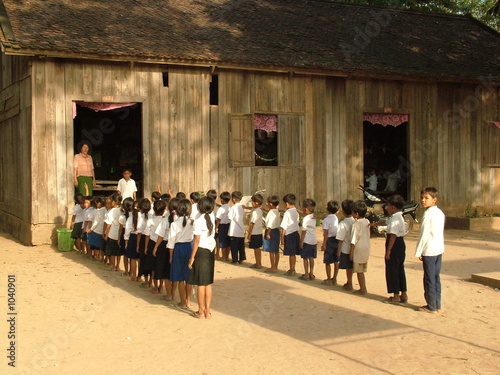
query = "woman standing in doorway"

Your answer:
(74, 142), (97, 195)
